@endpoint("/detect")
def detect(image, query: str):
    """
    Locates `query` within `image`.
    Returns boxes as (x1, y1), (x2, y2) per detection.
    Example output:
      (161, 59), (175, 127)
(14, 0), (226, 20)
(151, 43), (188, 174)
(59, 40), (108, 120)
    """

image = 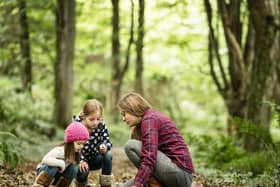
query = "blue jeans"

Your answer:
(36, 164), (78, 184)
(76, 150), (112, 183)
